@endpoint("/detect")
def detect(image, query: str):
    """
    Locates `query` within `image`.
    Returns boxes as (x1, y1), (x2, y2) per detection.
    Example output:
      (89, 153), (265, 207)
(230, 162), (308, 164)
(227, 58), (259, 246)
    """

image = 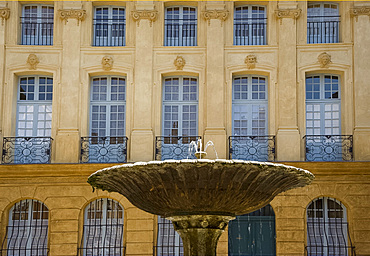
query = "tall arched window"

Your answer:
(158, 76), (199, 160)
(228, 204), (276, 256)
(81, 76), (127, 163)
(156, 216), (183, 256)
(230, 75), (274, 161)
(304, 74), (351, 161)
(79, 198), (124, 256)
(306, 197), (354, 256)
(1, 199), (49, 255)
